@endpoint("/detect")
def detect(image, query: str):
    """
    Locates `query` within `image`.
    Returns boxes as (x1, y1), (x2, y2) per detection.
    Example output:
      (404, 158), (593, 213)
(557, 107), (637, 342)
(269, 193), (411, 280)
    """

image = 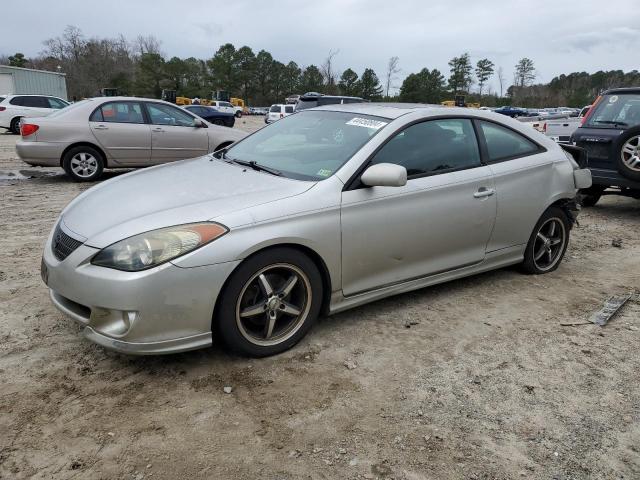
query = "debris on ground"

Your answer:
(223, 386), (233, 394)
(343, 359), (357, 370)
(611, 238), (623, 248)
(589, 294), (633, 326)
